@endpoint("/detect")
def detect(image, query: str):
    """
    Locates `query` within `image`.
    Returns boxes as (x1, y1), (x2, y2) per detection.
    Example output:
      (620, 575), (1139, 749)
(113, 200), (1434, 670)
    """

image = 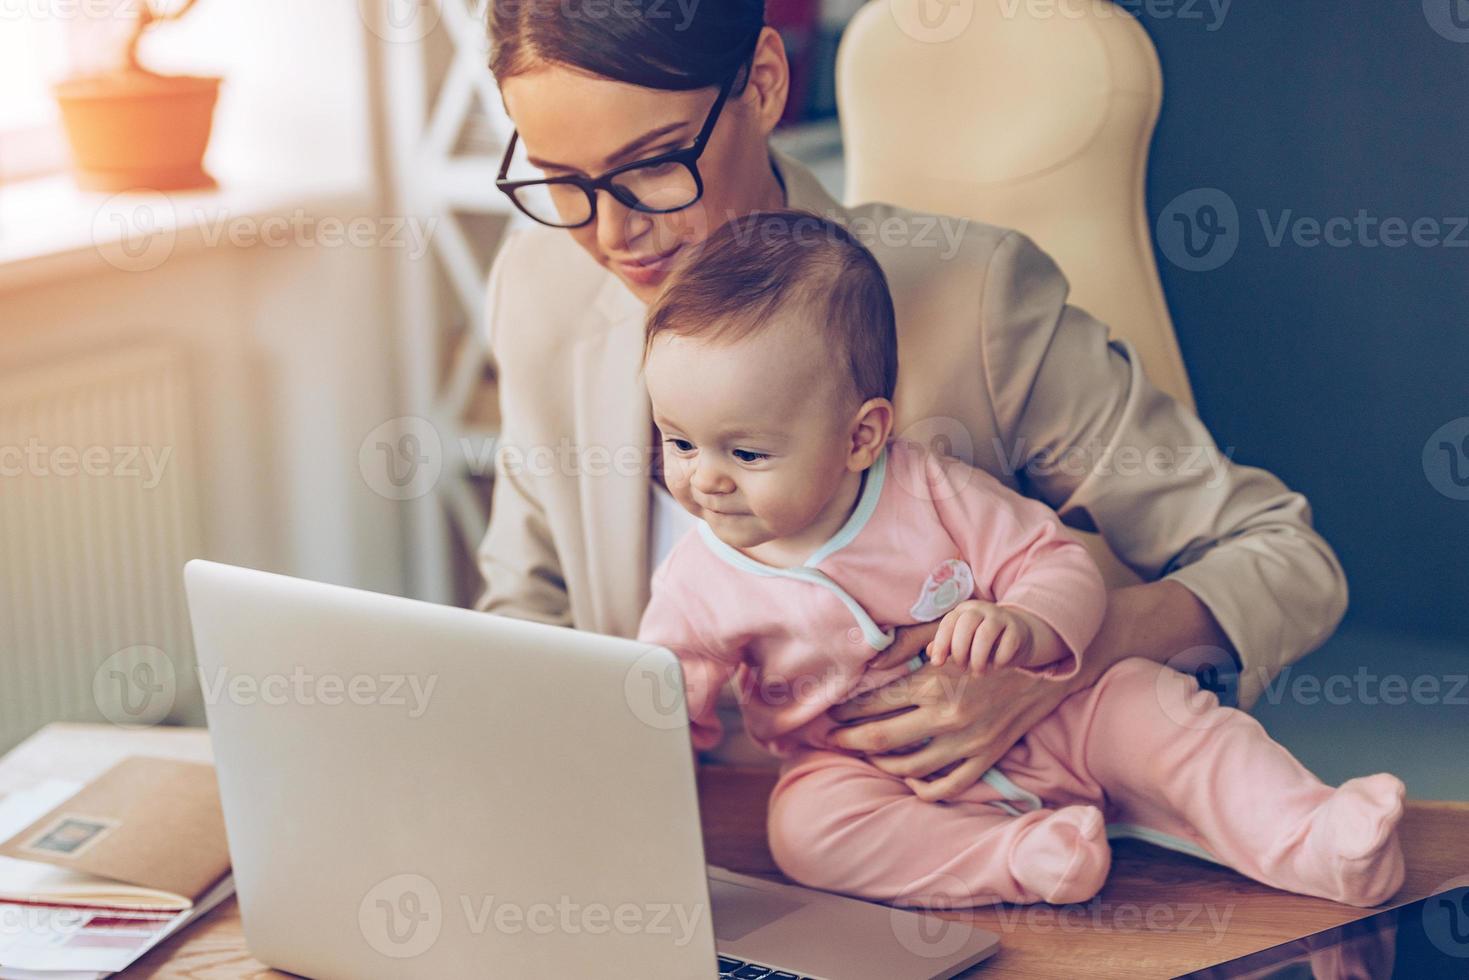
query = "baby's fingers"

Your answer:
(929, 612), (958, 667)
(948, 611), (981, 669)
(969, 616), (1003, 675)
(993, 623), (1024, 669)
